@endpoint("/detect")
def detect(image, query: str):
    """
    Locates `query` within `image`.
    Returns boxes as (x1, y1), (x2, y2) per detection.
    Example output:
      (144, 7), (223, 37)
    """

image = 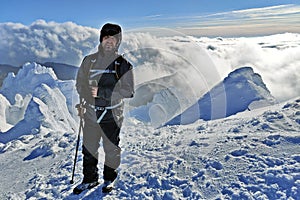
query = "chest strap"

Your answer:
(89, 69), (117, 78)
